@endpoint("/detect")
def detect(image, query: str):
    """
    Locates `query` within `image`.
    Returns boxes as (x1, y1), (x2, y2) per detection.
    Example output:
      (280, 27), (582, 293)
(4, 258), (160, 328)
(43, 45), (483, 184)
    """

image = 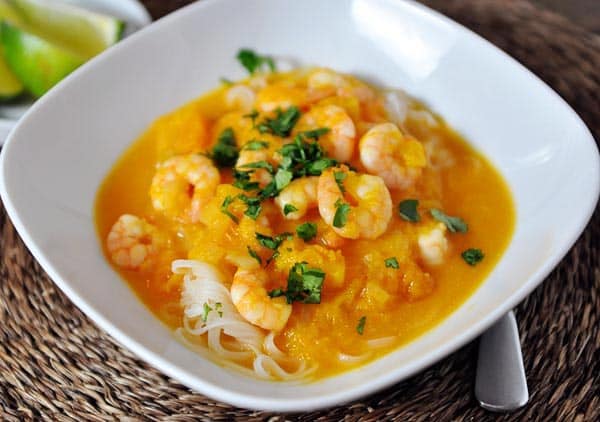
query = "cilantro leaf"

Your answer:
(296, 222), (317, 241)
(274, 168), (293, 191)
(398, 199), (420, 222)
(255, 232), (292, 250)
(201, 303), (212, 322)
(333, 199), (351, 228)
(247, 245), (262, 265)
(334, 171), (346, 193)
(356, 316), (366, 335)
(268, 288), (284, 298)
(232, 170), (260, 191)
(220, 195), (239, 223)
(243, 109), (259, 126)
(210, 127), (239, 168)
(239, 160), (274, 173)
(257, 106), (301, 137)
(236, 49), (276, 74)
(283, 262), (325, 304)
(242, 140), (269, 151)
(283, 203), (298, 216)
(299, 127), (330, 140)
(220, 77), (233, 86)
(215, 302), (223, 317)
(306, 158), (337, 175)
(462, 248), (484, 266)
(384, 257), (399, 269)
(430, 208), (468, 233)
(237, 194), (262, 220)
